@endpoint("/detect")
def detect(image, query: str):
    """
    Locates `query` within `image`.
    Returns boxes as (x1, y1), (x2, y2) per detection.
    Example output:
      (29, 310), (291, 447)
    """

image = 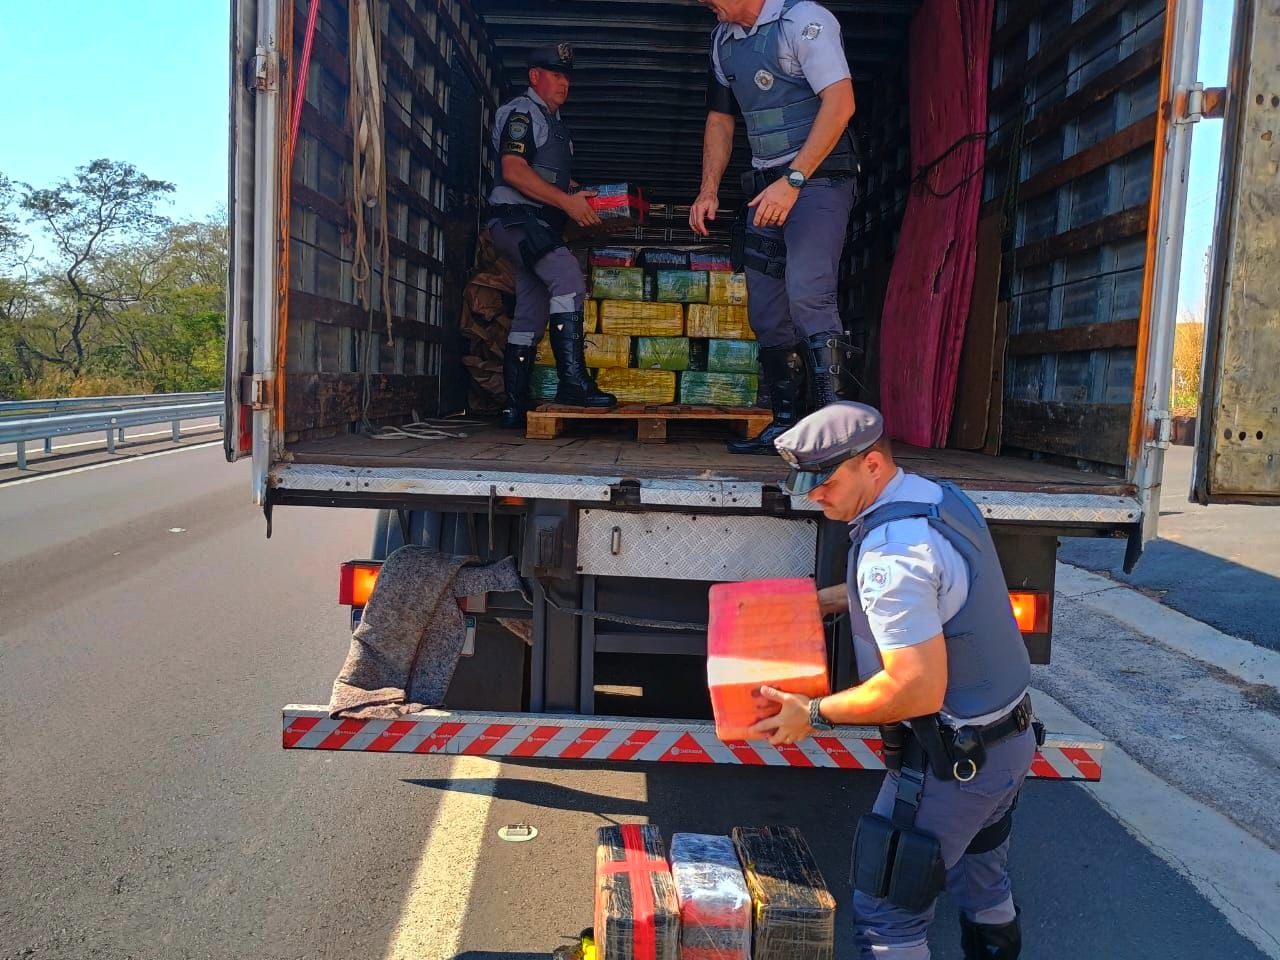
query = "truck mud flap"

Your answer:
(281, 706), (1104, 781)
